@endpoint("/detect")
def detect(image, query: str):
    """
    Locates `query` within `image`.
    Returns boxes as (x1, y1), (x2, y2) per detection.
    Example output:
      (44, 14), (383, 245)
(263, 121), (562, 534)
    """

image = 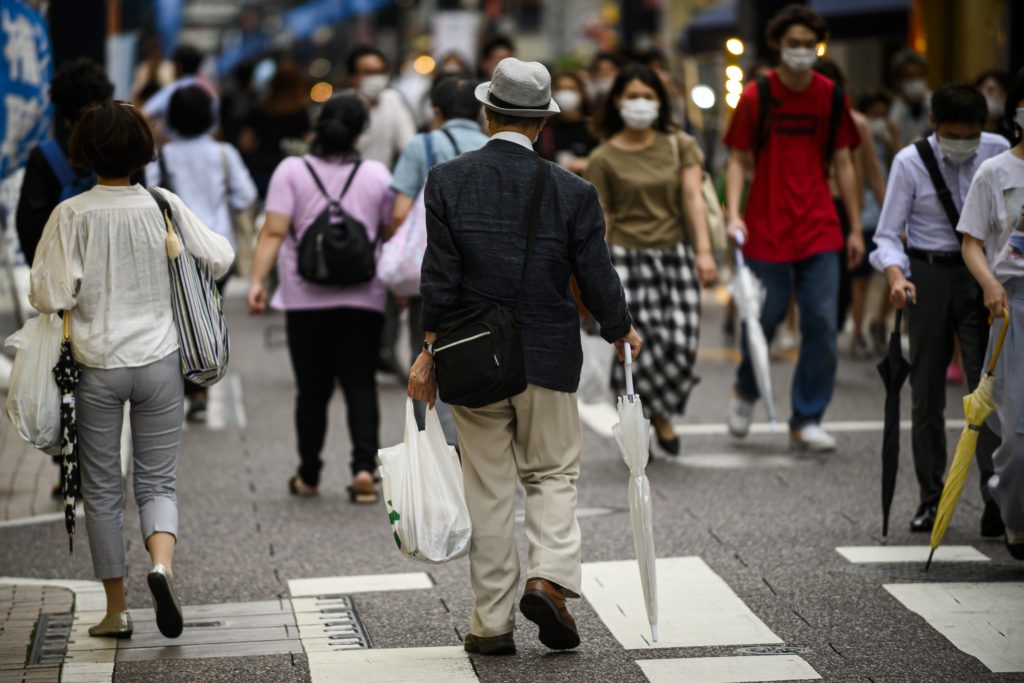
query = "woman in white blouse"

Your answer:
(29, 101), (234, 639)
